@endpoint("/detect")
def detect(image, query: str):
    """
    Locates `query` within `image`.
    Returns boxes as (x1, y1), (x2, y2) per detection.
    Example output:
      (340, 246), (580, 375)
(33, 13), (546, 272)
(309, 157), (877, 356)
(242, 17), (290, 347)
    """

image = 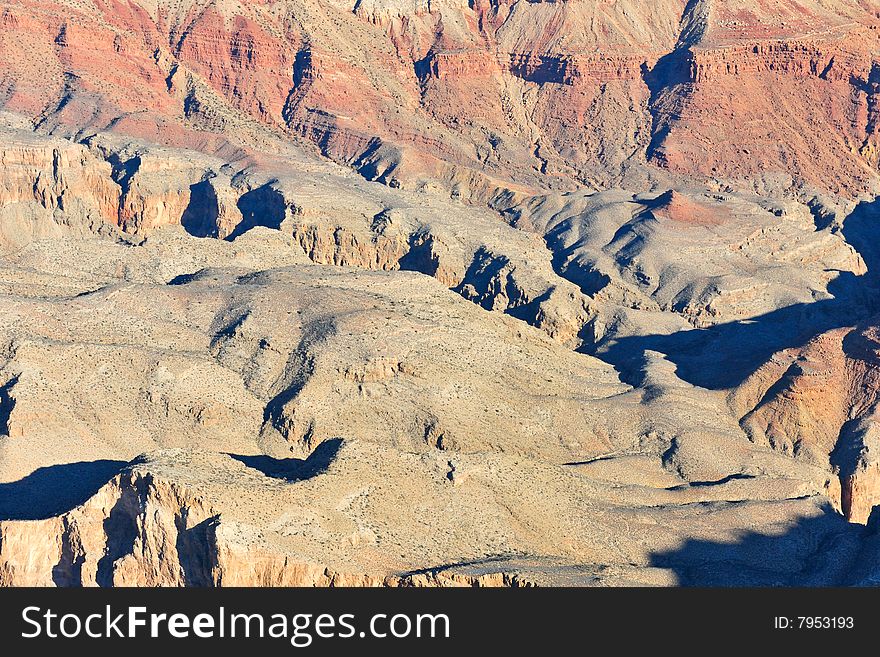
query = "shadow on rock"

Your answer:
(0, 460), (128, 521)
(226, 183), (287, 241)
(649, 505), (879, 586)
(181, 179), (221, 238)
(230, 438), (343, 482)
